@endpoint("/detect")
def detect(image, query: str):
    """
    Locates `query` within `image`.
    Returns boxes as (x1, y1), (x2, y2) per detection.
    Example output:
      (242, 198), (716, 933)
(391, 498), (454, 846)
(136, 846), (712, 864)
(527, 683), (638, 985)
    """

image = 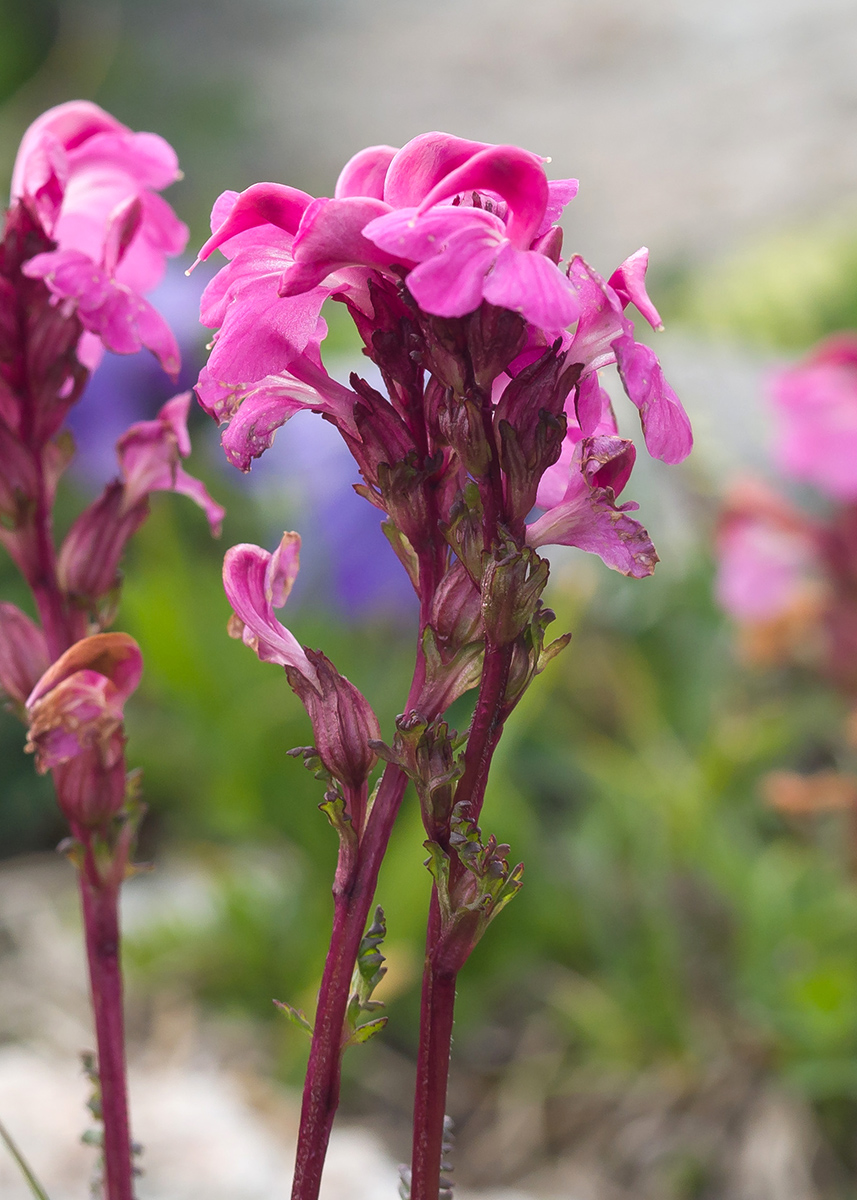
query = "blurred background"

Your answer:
(3, 1), (857, 1197)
